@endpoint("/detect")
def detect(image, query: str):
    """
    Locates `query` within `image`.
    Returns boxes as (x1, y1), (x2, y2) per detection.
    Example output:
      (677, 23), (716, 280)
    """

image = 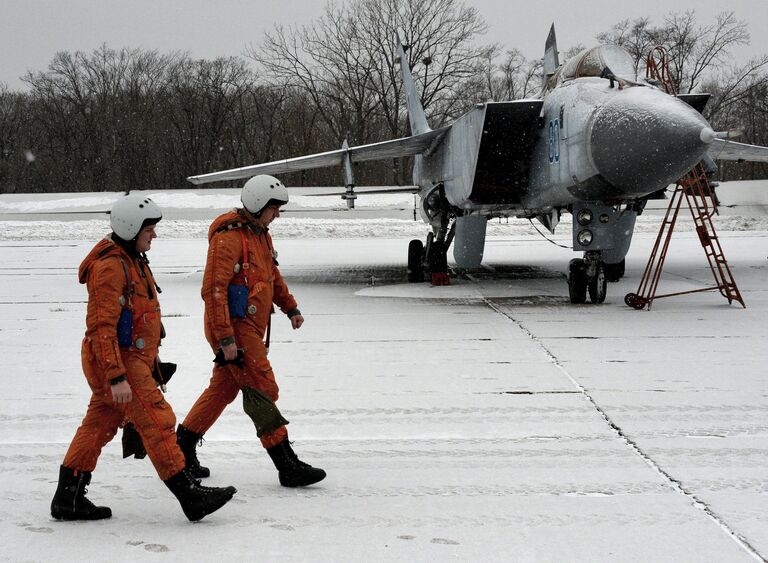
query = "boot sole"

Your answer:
(279, 471), (327, 488)
(51, 509), (112, 521)
(183, 487), (236, 522)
